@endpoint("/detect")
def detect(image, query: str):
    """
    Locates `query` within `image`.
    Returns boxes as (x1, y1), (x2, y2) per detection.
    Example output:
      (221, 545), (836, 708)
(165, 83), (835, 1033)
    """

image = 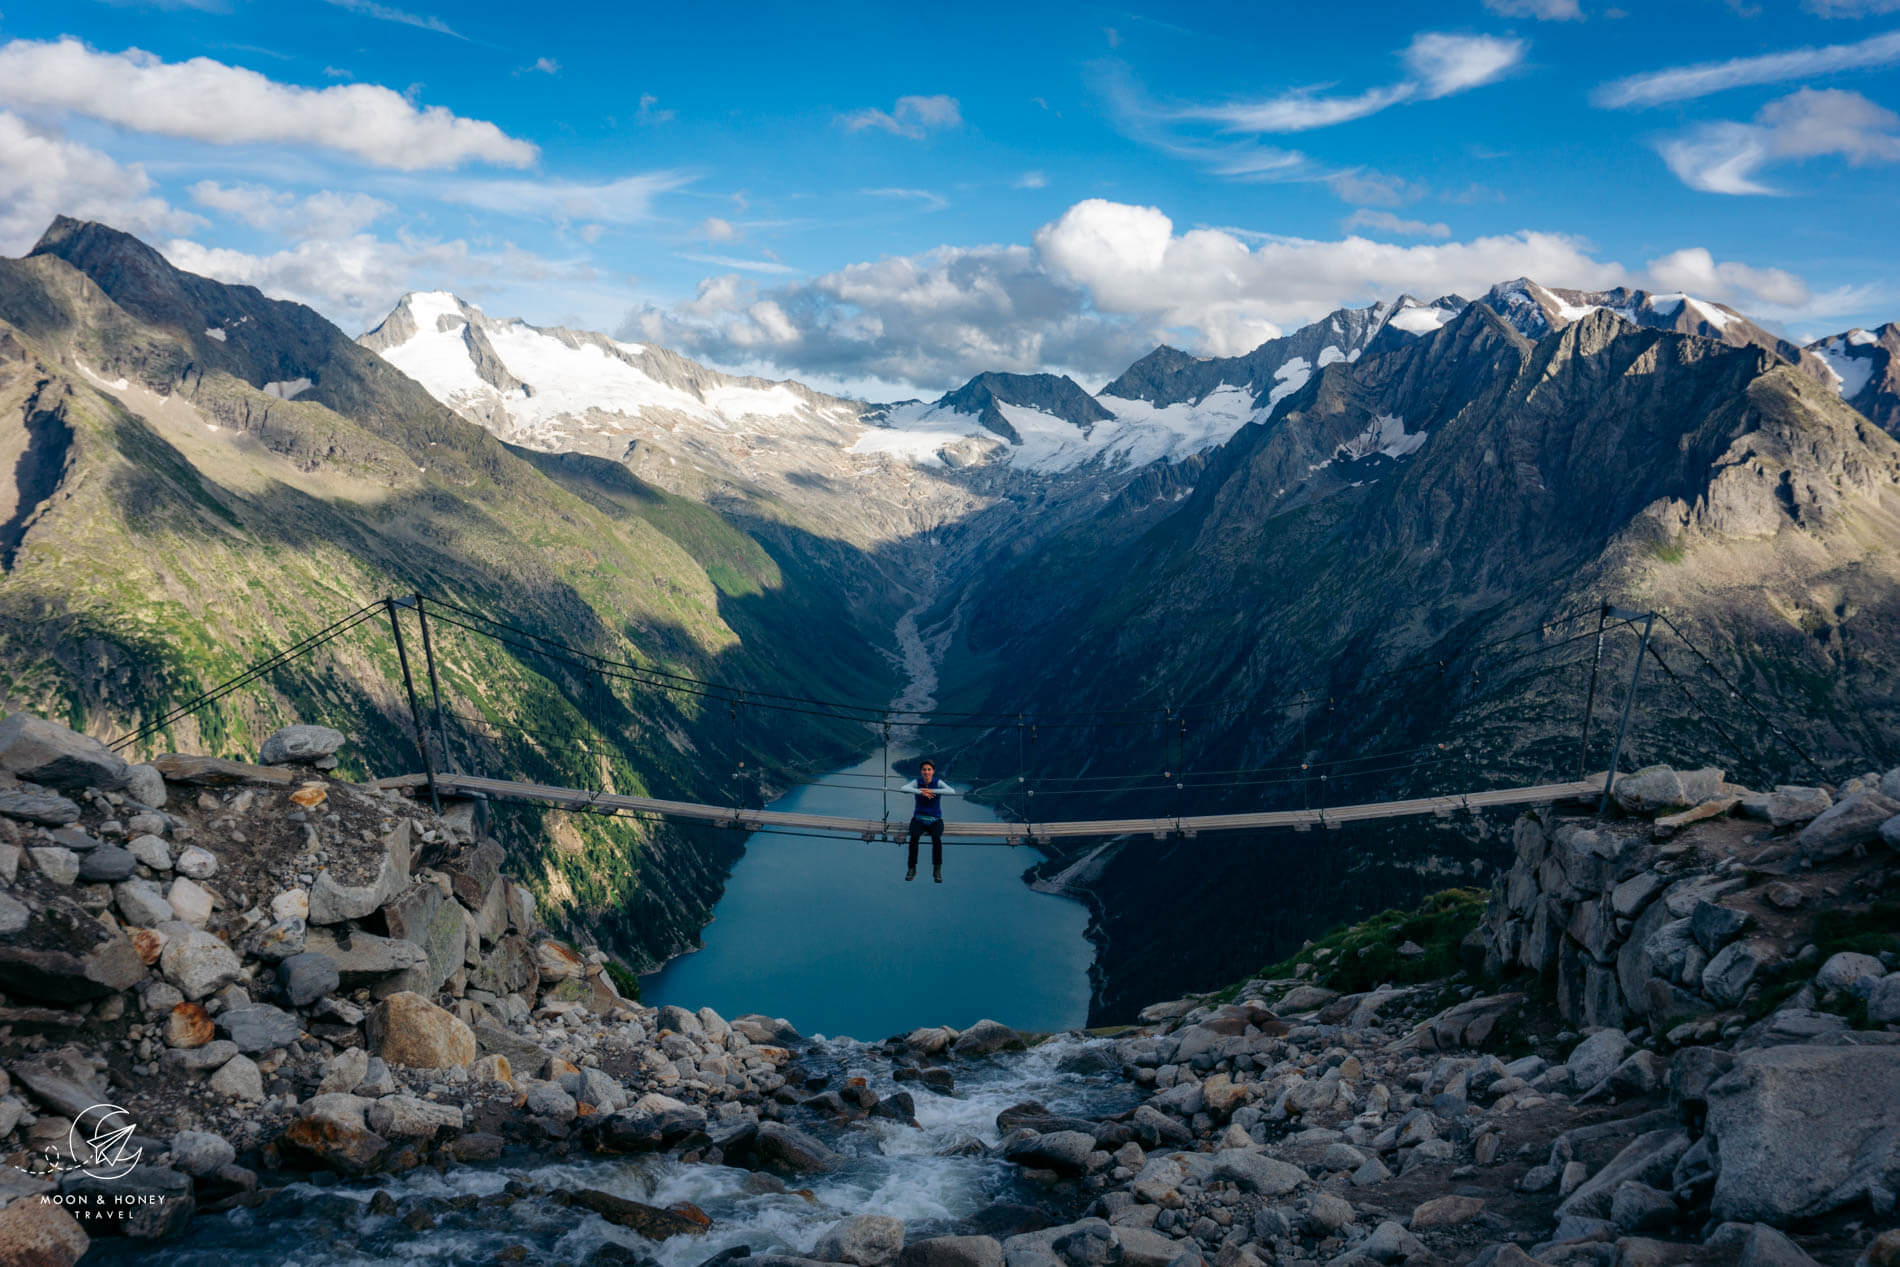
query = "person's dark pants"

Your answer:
(907, 816), (943, 868)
